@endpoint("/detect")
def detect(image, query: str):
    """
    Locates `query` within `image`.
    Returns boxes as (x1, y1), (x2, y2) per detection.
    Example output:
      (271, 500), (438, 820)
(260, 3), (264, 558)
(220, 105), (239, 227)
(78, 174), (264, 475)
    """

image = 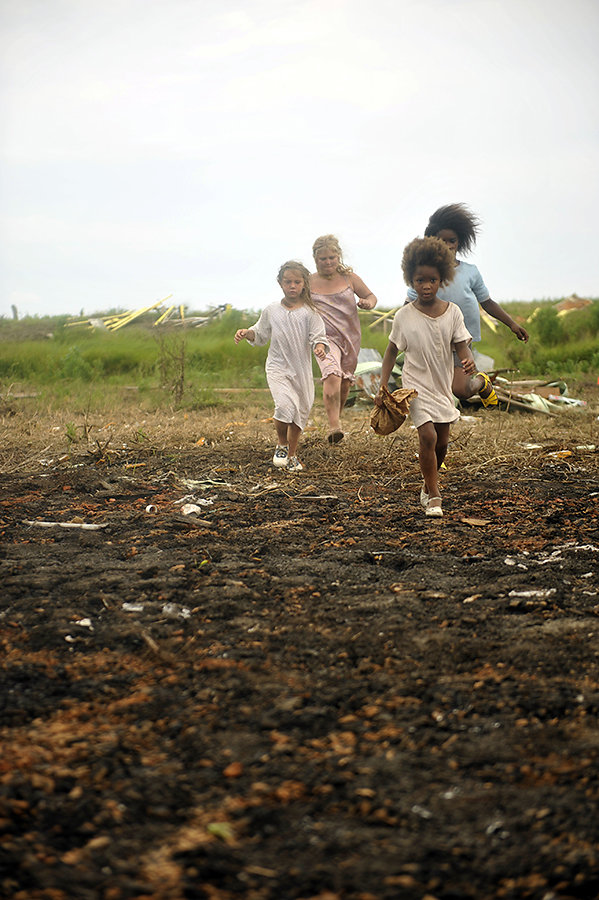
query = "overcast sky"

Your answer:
(1, 0), (597, 319)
